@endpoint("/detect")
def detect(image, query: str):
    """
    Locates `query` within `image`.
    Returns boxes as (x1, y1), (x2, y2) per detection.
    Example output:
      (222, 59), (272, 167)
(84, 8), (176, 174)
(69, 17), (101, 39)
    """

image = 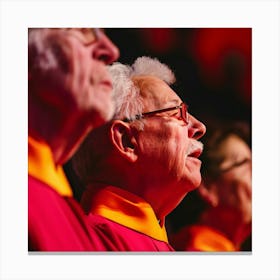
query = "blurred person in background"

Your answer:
(169, 122), (252, 251)
(71, 56), (206, 251)
(28, 28), (119, 251)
